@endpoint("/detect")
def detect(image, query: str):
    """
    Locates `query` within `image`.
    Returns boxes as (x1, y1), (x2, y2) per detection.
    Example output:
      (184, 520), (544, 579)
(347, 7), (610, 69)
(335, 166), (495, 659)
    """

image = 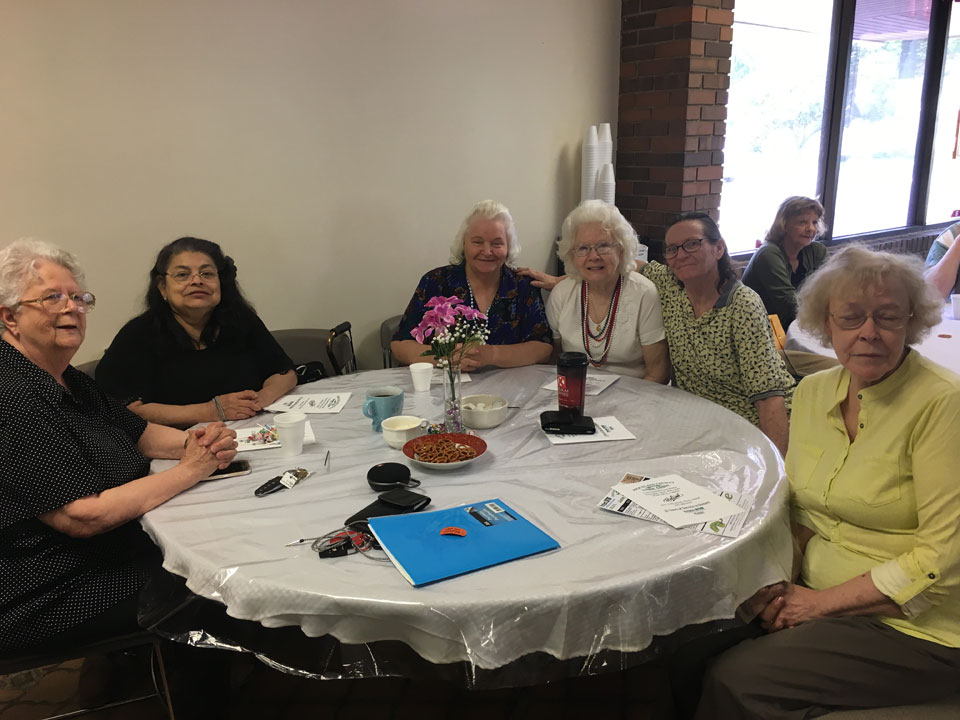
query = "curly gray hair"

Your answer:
(448, 200), (520, 267)
(0, 239), (85, 332)
(557, 200), (638, 282)
(796, 244), (942, 347)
